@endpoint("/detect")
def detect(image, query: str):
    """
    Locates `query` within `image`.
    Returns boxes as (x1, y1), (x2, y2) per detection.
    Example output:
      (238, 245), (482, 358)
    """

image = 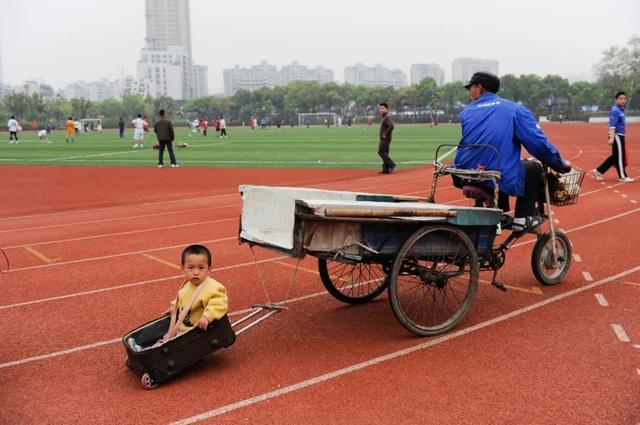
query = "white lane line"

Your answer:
(622, 194), (628, 198)
(573, 254), (582, 262)
(613, 190), (620, 193)
(6, 236), (238, 272)
(170, 264), (640, 425)
(554, 219), (560, 224)
(4, 217), (237, 250)
(631, 200), (638, 204)
(582, 271), (593, 282)
(0, 283), (328, 369)
(594, 293), (609, 307)
(511, 207), (640, 249)
(633, 344), (640, 349)
(637, 369), (640, 377)
(612, 324), (631, 343)
(0, 255), (289, 310)
(2, 169), (366, 223)
(0, 203), (239, 235)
